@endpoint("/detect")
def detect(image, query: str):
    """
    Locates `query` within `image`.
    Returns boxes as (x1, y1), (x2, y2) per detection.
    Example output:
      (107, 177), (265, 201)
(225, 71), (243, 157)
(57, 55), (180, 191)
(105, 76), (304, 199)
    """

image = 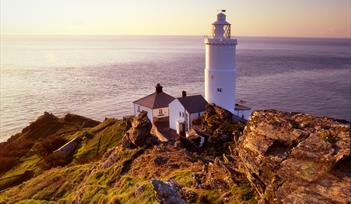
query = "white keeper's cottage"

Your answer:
(133, 83), (175, 123)
(169, 91), (208, 134)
